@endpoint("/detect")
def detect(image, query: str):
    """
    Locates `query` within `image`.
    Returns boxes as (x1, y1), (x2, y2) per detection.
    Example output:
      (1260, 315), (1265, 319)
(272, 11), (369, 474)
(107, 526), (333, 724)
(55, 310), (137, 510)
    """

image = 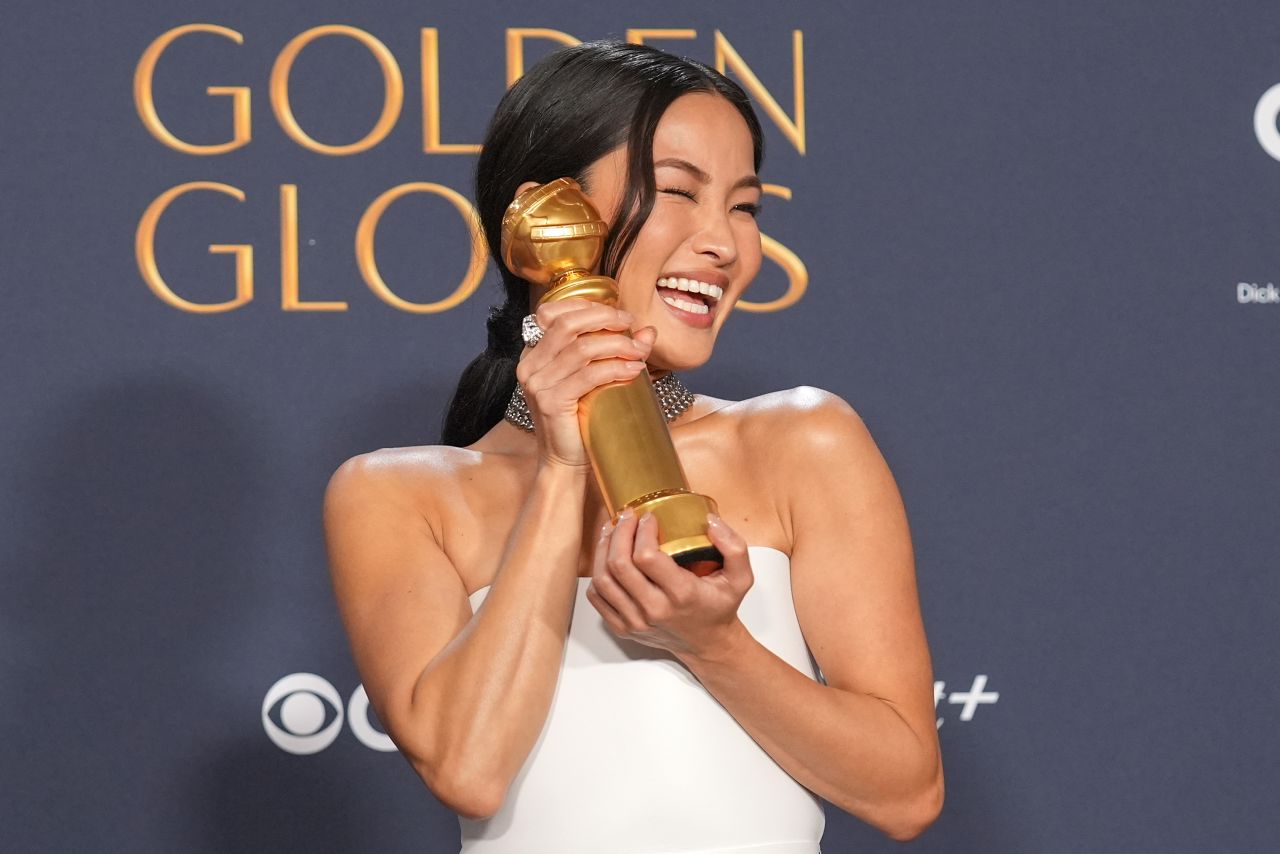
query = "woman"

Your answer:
(324, 41), (942, 852)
